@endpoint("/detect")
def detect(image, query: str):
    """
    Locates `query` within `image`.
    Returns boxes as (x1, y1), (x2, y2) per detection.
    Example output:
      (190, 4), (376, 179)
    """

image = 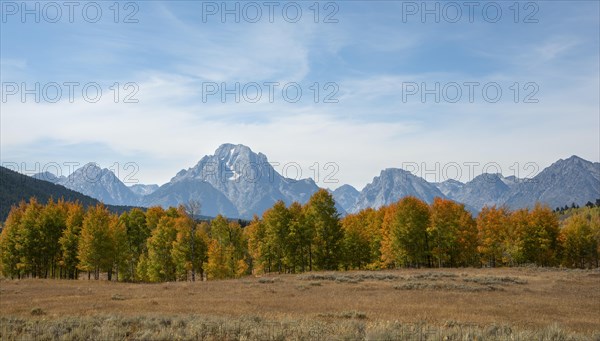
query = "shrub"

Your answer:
(30, 307), (45, 316)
